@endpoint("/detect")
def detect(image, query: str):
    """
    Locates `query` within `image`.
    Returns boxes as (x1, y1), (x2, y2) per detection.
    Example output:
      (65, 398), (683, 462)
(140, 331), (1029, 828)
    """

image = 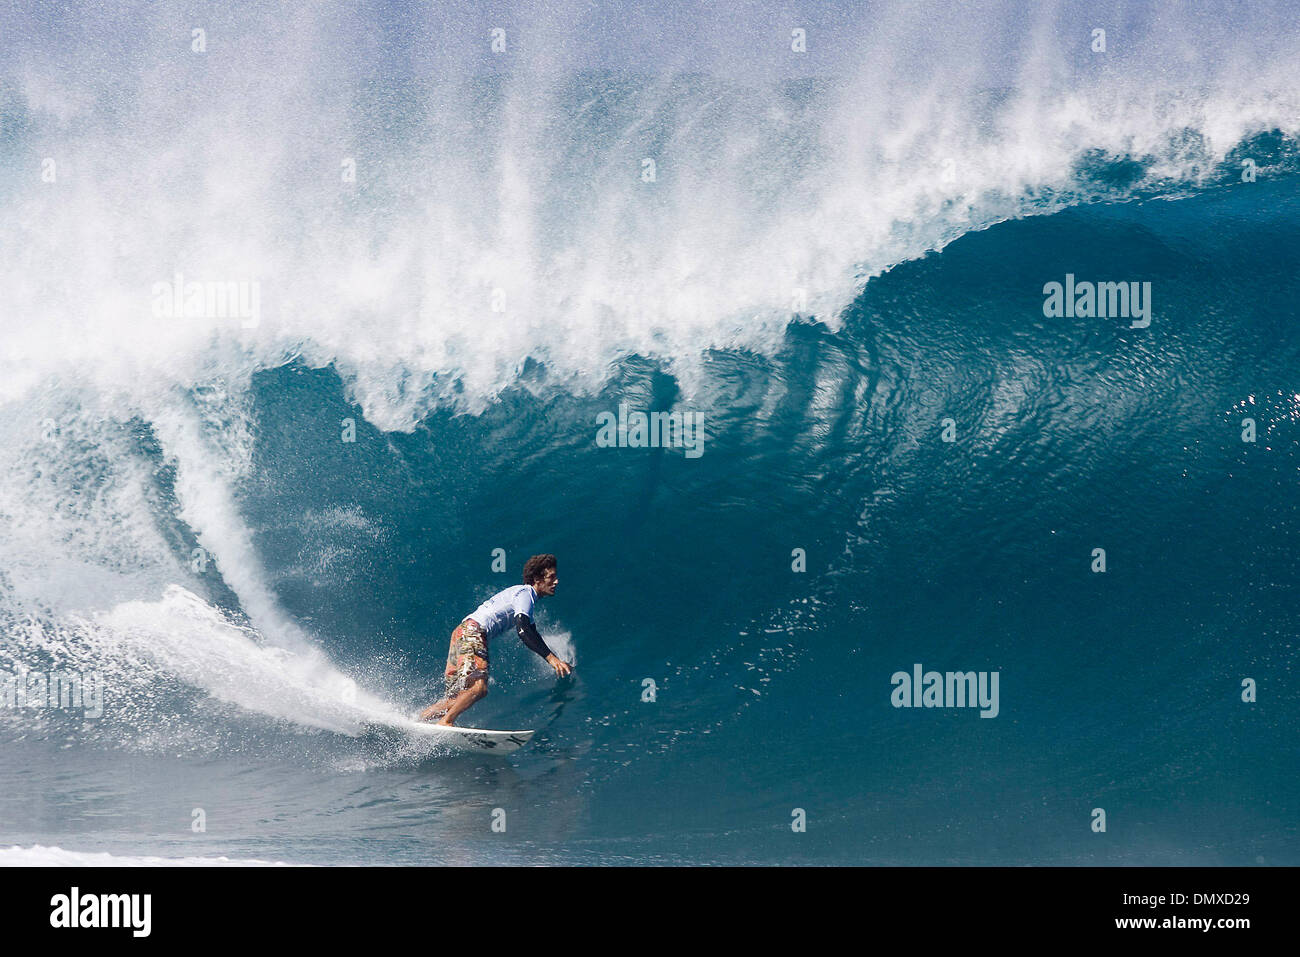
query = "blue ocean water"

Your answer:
(0, 0), (1297, 865)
